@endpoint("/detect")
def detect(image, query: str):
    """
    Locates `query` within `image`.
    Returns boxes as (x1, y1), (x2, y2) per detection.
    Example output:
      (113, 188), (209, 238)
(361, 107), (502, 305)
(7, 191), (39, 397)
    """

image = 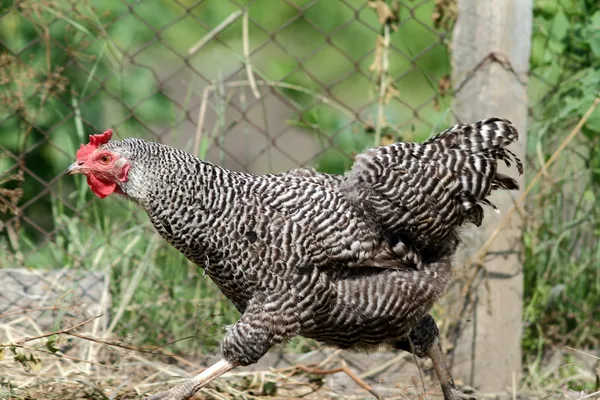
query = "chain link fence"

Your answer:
(0, 0), (454, 352)
(0, 0), (599, 396)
